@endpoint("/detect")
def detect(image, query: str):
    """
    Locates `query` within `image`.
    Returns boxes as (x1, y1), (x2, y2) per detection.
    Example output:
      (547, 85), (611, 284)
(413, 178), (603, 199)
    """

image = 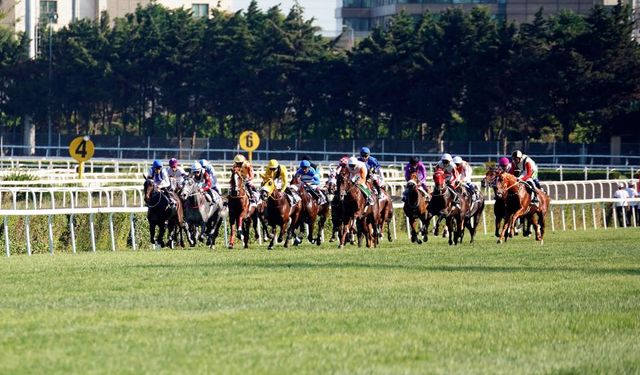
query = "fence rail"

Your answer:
(1, 197), (638, 257)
